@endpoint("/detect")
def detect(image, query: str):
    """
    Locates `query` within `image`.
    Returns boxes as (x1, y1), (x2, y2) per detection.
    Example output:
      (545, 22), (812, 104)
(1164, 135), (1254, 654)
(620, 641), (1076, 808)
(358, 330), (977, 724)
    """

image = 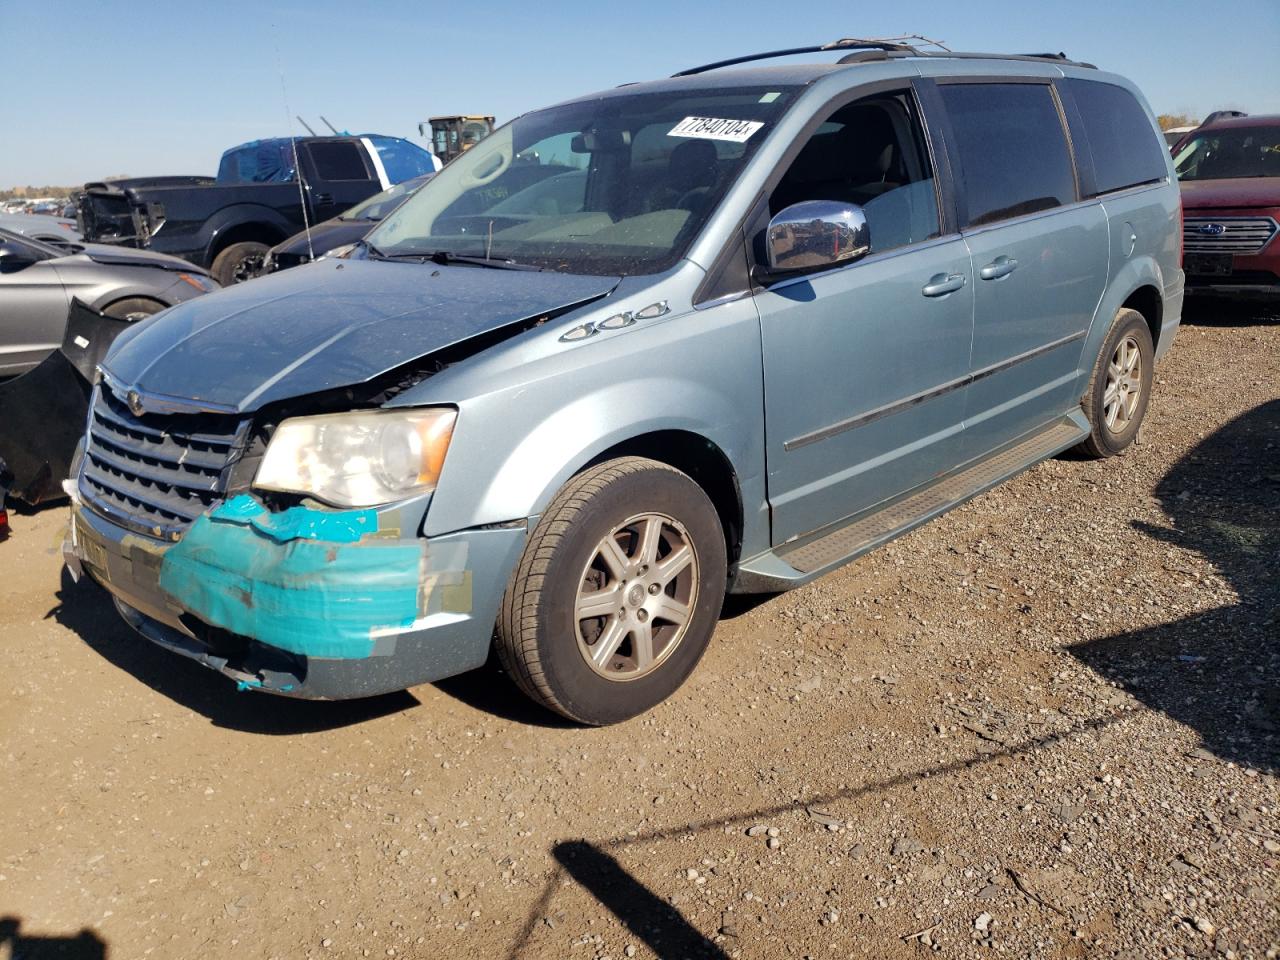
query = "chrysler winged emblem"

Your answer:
(126, 389), (145, 417)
